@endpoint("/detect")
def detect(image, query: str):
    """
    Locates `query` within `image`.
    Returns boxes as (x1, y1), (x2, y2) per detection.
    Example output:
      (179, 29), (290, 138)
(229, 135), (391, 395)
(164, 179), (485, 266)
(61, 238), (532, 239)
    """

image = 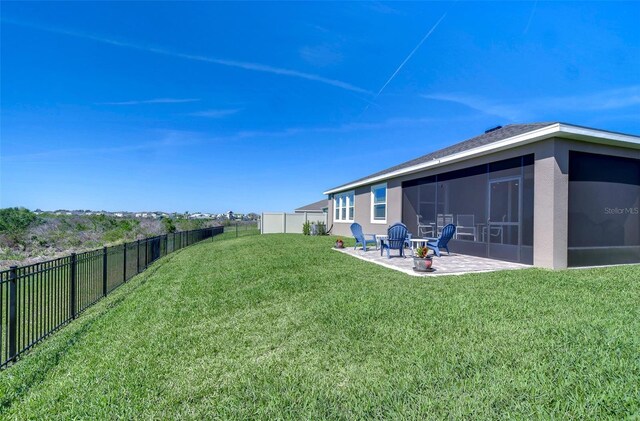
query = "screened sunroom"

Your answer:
(402, 155), (534, 264)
